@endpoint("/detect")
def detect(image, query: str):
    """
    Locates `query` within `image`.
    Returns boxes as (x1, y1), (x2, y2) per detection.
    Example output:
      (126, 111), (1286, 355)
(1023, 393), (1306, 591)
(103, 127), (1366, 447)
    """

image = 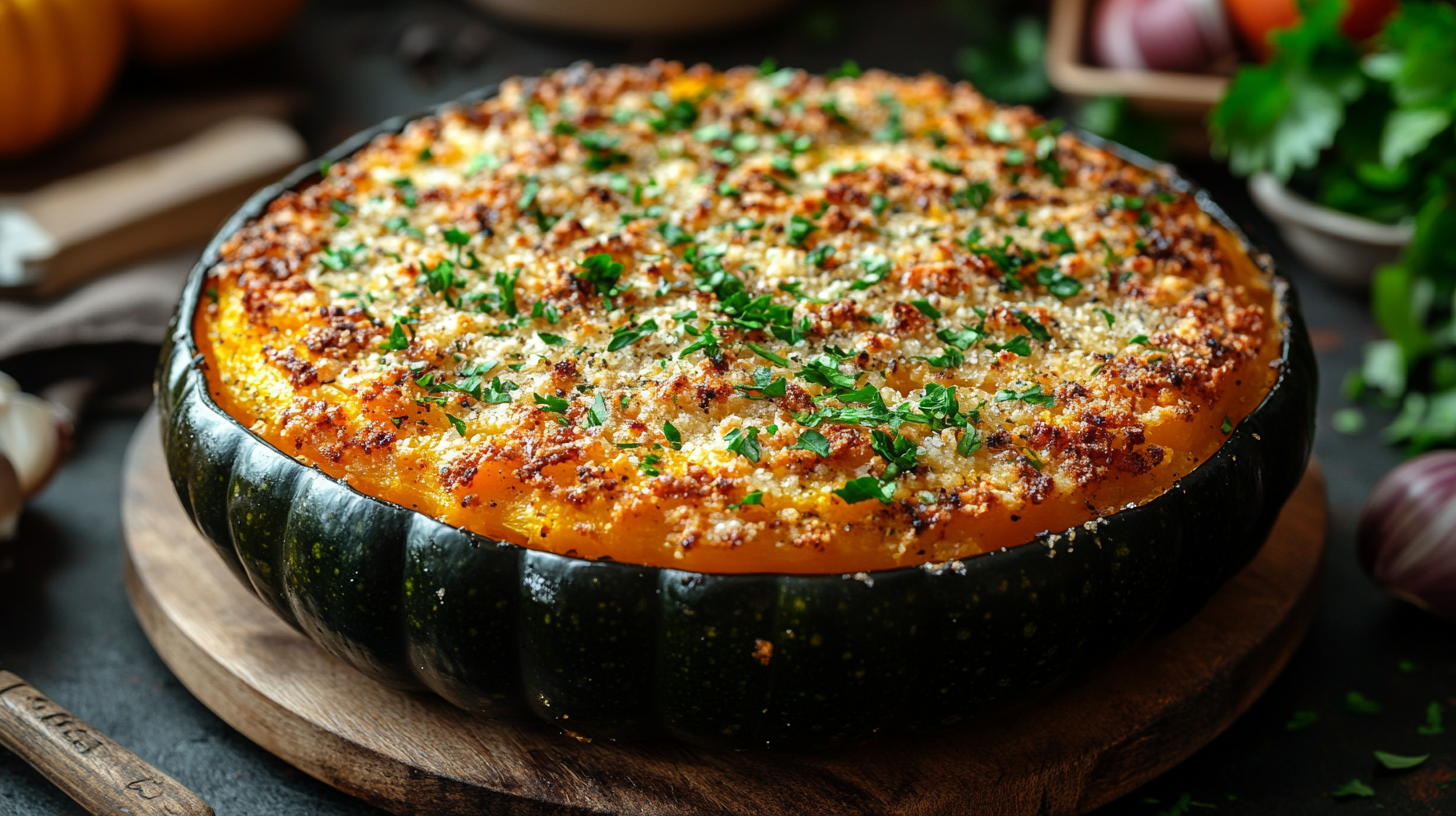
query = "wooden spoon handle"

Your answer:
(0, 670), (213, 816)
